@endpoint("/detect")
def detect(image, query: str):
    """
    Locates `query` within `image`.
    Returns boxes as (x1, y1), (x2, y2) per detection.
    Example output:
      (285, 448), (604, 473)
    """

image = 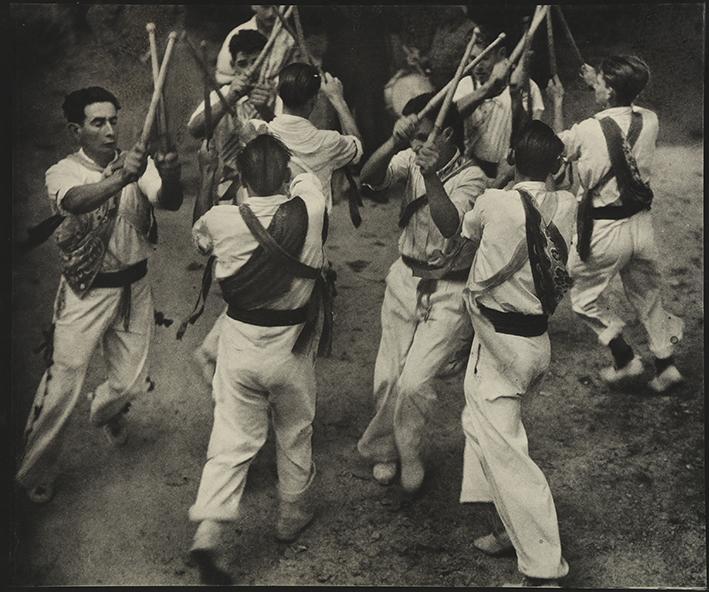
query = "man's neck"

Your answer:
(282, 105), (311, 119)
(514, 172), (544, 185)
(435, 145), (458, 171)
(82, 147), (114, 169)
